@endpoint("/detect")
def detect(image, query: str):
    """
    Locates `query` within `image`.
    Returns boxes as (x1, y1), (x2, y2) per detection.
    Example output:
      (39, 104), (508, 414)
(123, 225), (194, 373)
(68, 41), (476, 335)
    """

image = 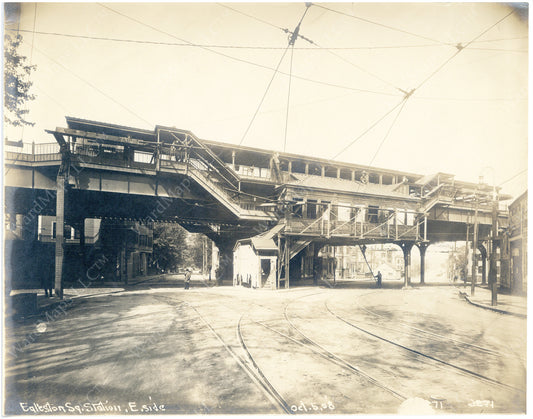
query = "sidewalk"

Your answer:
(457, 285), (527, 318)
(8, 273), (168, 315)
